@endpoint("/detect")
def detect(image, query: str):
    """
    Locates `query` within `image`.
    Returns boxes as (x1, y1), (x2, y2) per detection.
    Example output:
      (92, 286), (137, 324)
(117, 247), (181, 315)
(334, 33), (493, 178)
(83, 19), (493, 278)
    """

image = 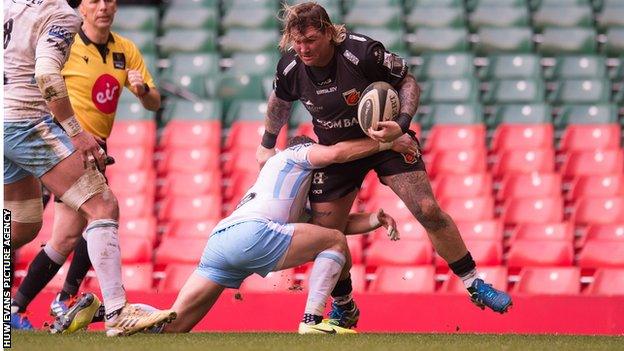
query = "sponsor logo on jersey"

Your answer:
(112, 52), (126, 69)
(402, 151), (420, 165)
(315, 117), (359, 130)
(343, 50), (359, 66)
(316, 86), (337, 95)
(303, 99), (323, 112)
(342, 88), (360, 106)
(82, 56), (89, 64)
(283, 59), (297, 75)
(383, 52), (408, 78)
(312, 172), (327, 185)
(348, 34), (367, 42)
(92, 74), (120, 114)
